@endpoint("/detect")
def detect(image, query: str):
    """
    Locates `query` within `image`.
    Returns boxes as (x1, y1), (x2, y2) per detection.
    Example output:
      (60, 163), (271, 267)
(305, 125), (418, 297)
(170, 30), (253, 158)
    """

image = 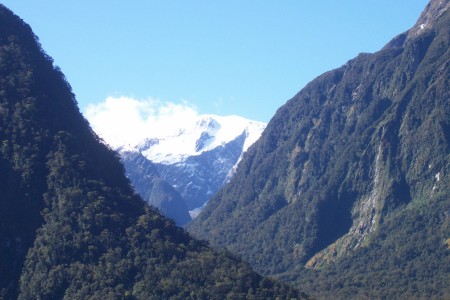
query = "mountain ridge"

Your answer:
(188, 0), (450, 298)
(120, 151), (192, 226)
(124, 114), (266, 165)
(113, 114), (266, 223)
